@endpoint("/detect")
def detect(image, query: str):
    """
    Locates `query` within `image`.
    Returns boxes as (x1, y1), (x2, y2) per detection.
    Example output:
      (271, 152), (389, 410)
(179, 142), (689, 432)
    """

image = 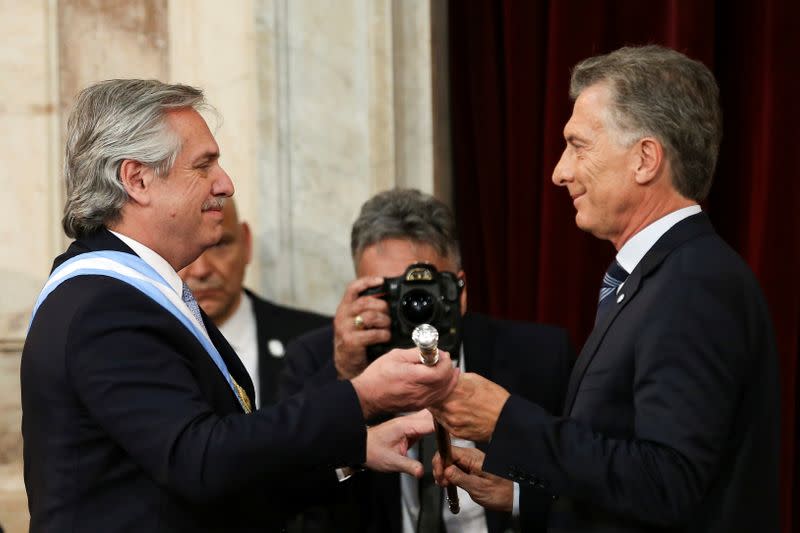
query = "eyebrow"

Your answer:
(192, 150), (220, 167)
(565, 134), (587, 145)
